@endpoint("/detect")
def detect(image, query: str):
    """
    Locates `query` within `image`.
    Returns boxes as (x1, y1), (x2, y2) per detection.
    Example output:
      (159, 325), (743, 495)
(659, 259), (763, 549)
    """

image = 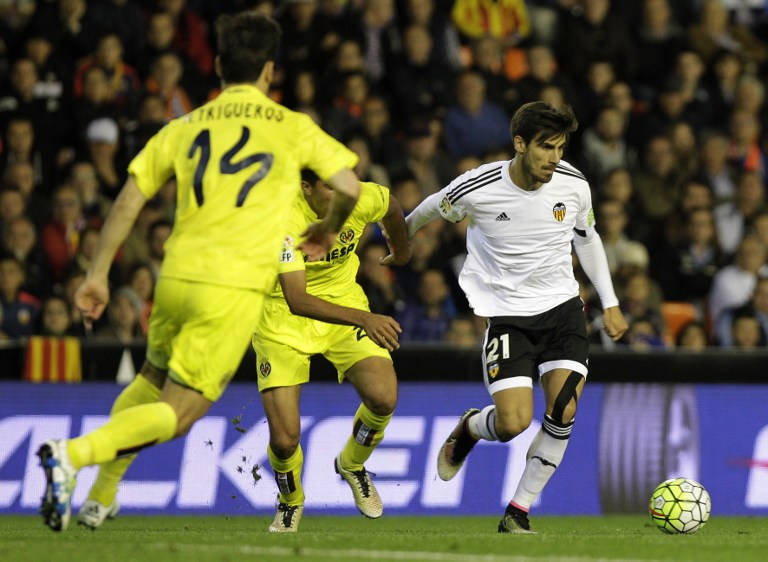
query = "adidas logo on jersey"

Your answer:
(495, 212), (510, 221)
